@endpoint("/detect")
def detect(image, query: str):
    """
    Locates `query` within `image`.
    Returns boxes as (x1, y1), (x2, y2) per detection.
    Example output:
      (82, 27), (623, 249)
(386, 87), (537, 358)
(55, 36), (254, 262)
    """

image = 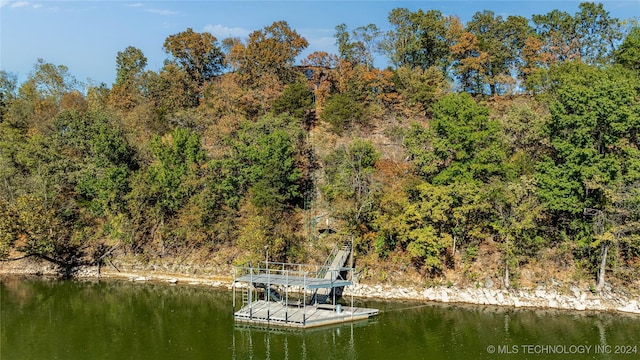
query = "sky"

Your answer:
(1, 0), (639, 86)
